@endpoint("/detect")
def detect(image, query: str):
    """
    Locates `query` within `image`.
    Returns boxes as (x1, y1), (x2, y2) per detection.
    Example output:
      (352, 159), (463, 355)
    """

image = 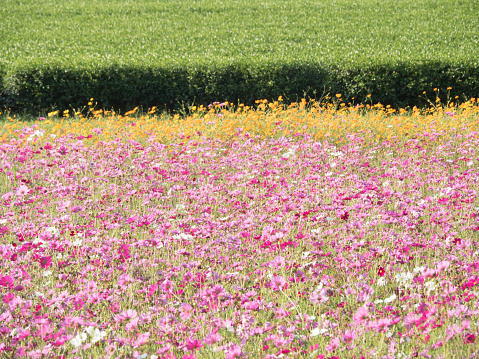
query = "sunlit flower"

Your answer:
(45, 226), (59, 237)
(352, 307), (369, 325)
(384, 294), (397, 303)
(39, 256), (52, 269)
(70, 332), (87, 348)
(270, 275), (287, 291)
(185, 338), (203, 351)
(311, 327), (328, 337)
(377, 277), (387, 286)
